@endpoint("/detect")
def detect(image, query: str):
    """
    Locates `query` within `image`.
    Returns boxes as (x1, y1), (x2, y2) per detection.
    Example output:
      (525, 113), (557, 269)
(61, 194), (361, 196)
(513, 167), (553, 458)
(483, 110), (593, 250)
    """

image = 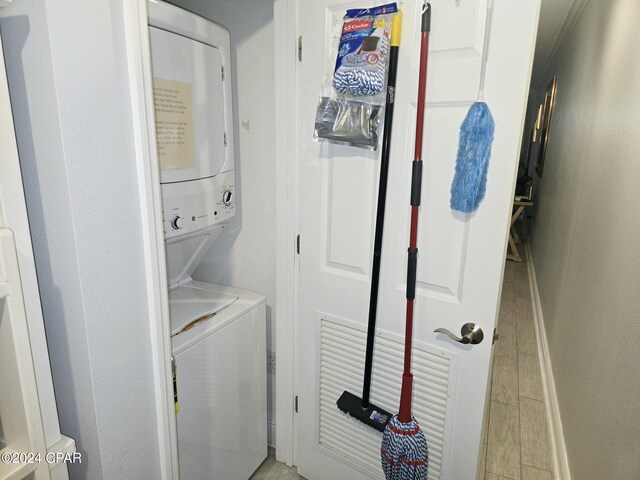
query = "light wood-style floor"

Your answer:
(250, 448), (303, 480)
(252, 254), (553, 480)
(477, 255), (554, 480)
